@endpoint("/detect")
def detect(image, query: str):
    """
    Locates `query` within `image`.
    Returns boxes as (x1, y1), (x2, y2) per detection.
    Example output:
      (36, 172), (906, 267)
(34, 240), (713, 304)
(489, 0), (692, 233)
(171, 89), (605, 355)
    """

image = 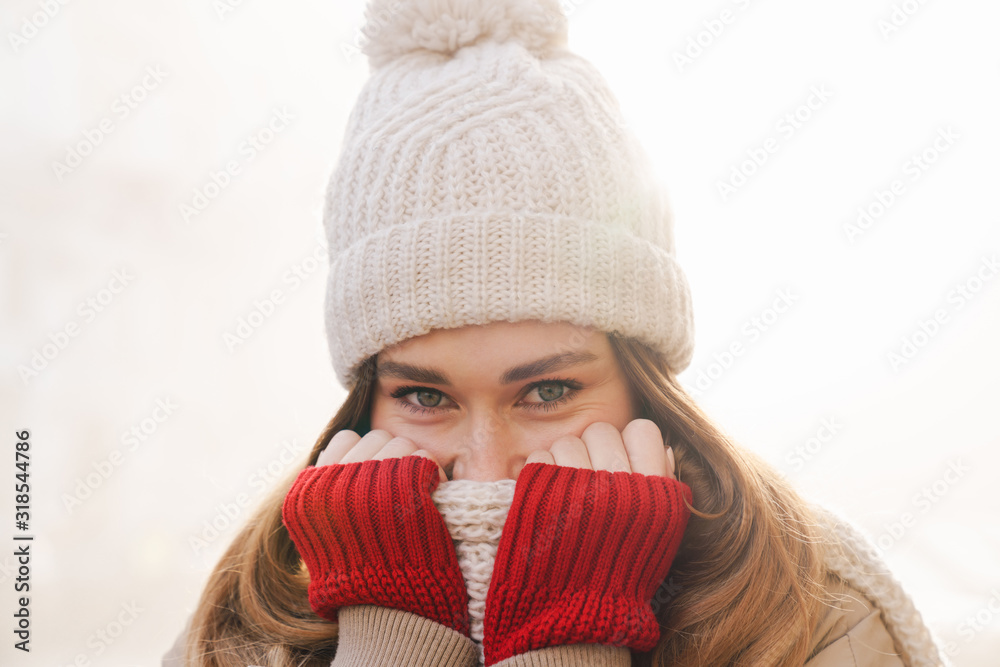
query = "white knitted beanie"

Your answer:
(323, 0), (695, 388)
